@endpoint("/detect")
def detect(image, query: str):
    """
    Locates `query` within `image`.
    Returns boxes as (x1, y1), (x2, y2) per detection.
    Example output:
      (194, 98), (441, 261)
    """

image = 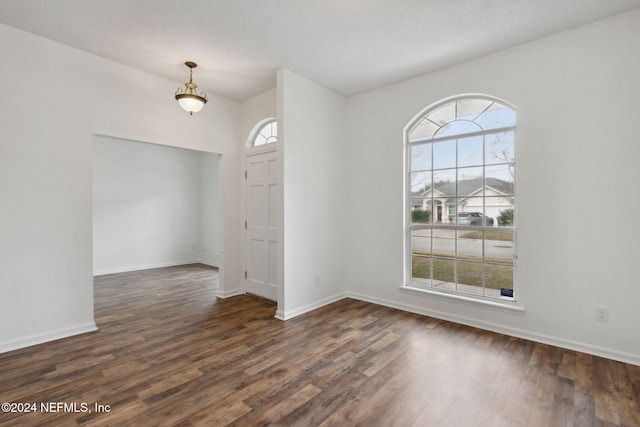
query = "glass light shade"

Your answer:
(176, 94), (206, 114)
